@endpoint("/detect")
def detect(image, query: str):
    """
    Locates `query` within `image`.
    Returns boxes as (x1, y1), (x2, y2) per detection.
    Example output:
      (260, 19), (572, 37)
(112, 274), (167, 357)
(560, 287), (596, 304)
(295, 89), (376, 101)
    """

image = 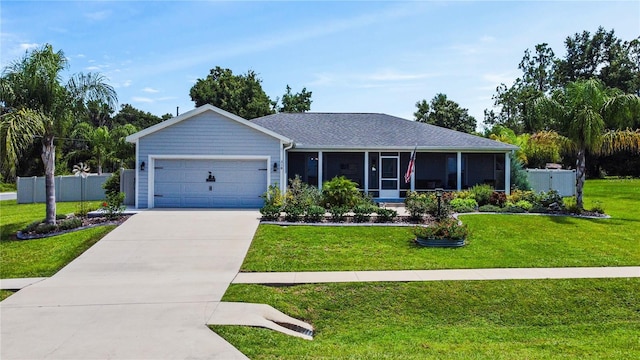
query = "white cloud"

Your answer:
(142, 87), (159, 93)
(85, 66), (101, 71)
(482, 72), (518, 86)
(132, 96), (153, 103)
(19, 43), (39, 51)
(84, 10), (112, 21)
(310, 69), (440, 88)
